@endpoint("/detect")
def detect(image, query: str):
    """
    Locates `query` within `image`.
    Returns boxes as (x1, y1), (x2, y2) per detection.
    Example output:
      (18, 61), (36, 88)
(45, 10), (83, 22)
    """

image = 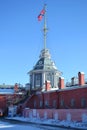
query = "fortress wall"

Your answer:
(23, 108), (87, 122)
